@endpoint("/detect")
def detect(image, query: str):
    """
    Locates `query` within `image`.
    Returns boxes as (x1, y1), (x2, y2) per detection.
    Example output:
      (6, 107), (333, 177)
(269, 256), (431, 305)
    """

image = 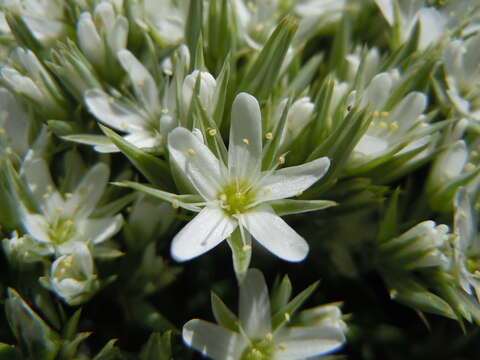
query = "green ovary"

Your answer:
(47, 217), (76, 244)
(240, 337), (274, 360)
(218, 181), (257, 215)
